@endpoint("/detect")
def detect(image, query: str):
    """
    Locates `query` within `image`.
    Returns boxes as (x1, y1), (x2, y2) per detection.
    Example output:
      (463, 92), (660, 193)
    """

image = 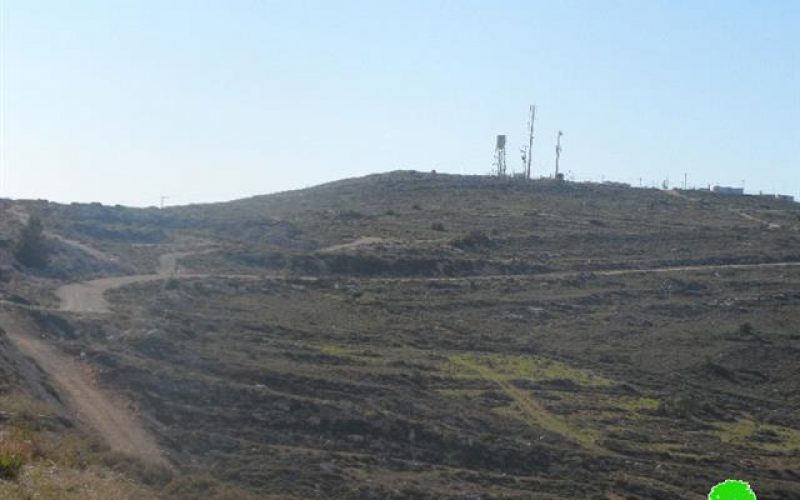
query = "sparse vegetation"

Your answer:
(0, 394), (159, 498)
(450, 230), (493, 250)
(0, 433), (33, 480)
(448, 353), (613, 387)
(715, 418), (800, 452)
(14, 217), (49, 268)
(3, 171), (800, 498)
